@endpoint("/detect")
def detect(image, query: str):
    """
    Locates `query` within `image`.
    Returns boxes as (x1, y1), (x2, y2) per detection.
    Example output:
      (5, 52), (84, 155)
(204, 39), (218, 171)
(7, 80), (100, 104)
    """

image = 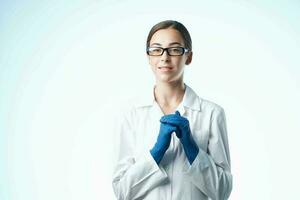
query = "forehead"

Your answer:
(149, 28), (184, 46)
